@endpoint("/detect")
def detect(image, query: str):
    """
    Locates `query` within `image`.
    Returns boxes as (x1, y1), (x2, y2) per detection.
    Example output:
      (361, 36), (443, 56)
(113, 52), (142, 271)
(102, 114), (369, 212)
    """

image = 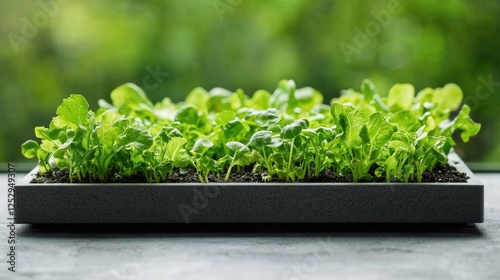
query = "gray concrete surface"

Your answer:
(1, 173), (499, 280)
